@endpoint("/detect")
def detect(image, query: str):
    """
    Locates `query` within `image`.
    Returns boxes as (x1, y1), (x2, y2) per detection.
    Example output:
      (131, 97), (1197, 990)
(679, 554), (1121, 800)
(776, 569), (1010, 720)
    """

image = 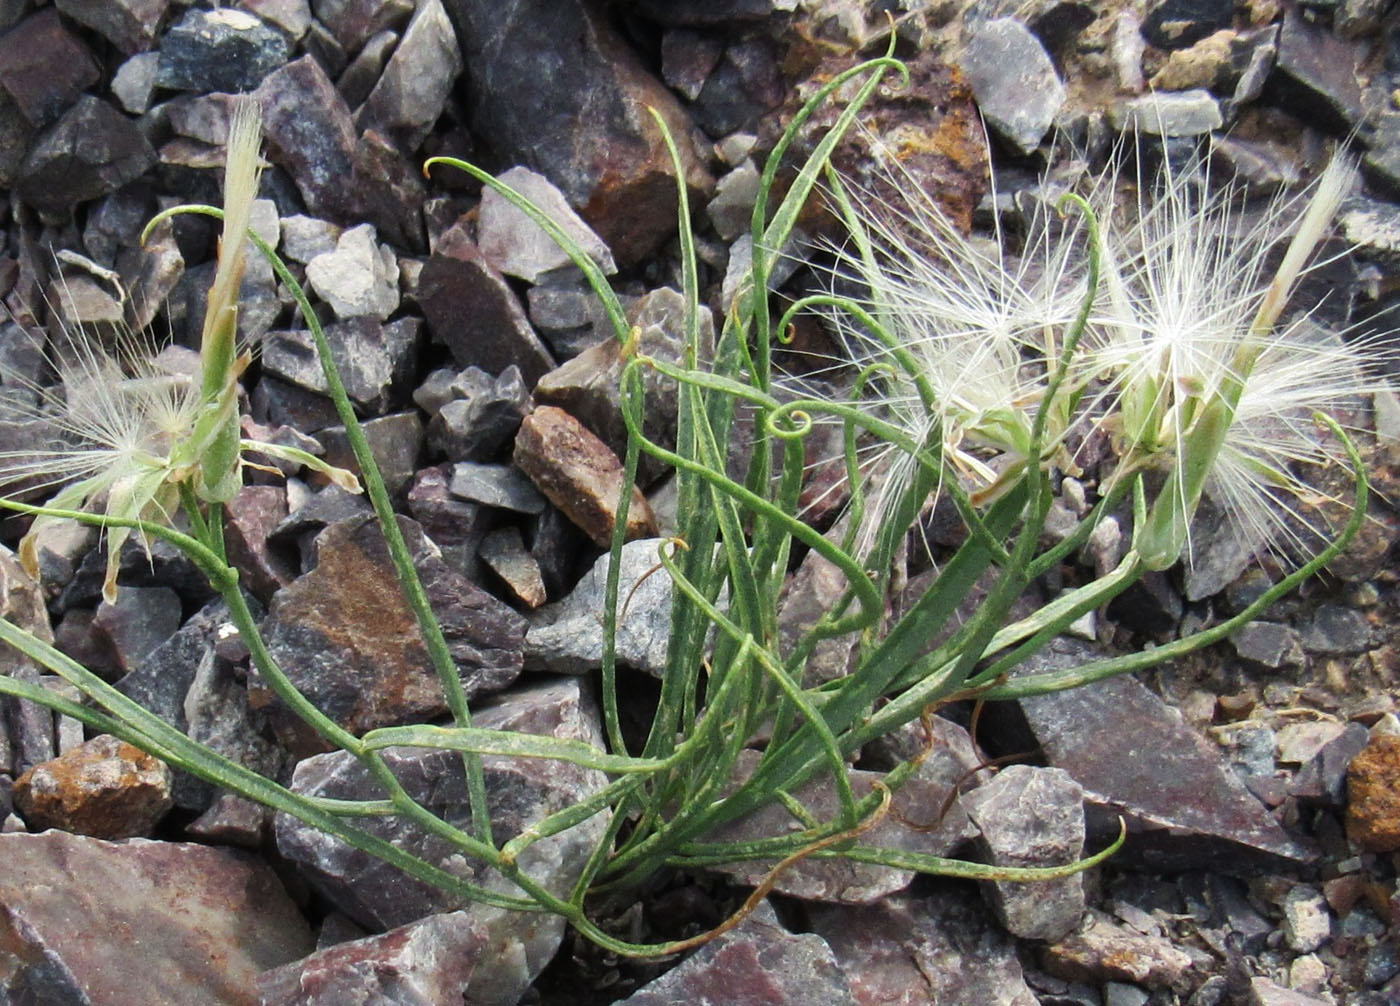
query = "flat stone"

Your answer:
(425, 365), (531, 463)
(0, 8), (99, 128)
(689, 35), (784, 137)
(478, 526), (547, 608)
(1345, 732), (1400, 852)
(957, 18), (1065, 155)
(1230, 621), (1305, 669)
(418, 221), (556, 386)
(318, 410), (423, 496)
(225, 486), (296, 602)
(1043, 909), (1199, 994)
(16, 95), (156, 217)
(477, 166), (616, 283)
(1301, 603), (1370, 655)
(660, 27), (723, 100)
(1142, 0), (1233, 48)
(270, 484), (373, 555)
(807, 890), (1038, 1006)
(448, 461), (547, 514)
(156, 7), (290, 93)
(54, 0), (168, 55)
(1264, 5), (1366, 133)
(1110, 90), (1223, 137)
(1291, 721), (1369, 806)
(406, 465), (487, 581)
(280, 214), (343, 264)
(243, 0), (313, 39)
(619, 900), (856, 1005)
(442, 0), (712, 267)
(259, 514), (524, 747)
(962, 764), (1087, 941)
(13, 733), (172, 838)
(525, 537), (672, 675)
(1249, 977), (1332, 1005)
(0, 830), (312, 1004)
(315, 0), (415, 54)
(305, 223), (400, 321)
(1000, 638), (1313, 871)
(263, 316), (420, 413)
(275, 677), (607, 931)
(514, 405), (657, 548)
(355, 0), (461, 149)
(91, 585), (182, 675)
